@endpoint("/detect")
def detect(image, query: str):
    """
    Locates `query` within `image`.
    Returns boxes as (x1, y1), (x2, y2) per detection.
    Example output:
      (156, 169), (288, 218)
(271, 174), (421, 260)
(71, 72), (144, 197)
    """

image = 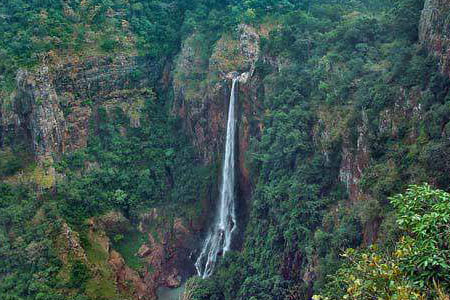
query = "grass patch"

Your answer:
(85, 277), (118, 300)
(112, 229), (146, 271)
(85, 238), (109, 265)
(81, 229), (127, 299)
